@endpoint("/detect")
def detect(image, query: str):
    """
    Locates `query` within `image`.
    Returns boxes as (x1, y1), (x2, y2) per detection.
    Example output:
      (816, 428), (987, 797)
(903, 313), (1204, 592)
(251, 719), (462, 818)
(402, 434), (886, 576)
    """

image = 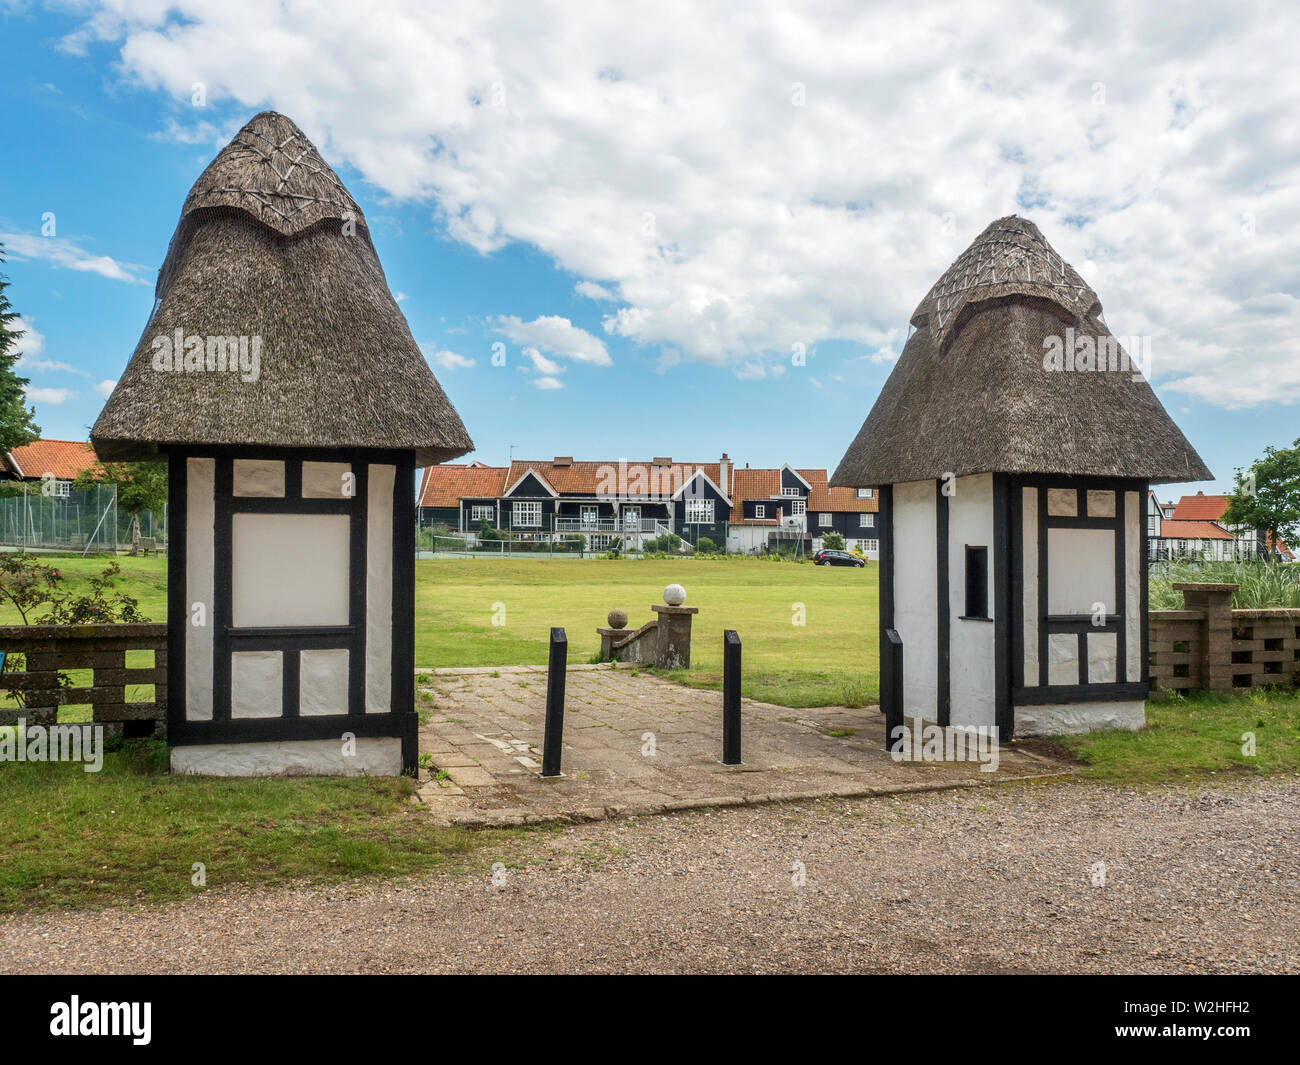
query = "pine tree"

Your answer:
(0, 242), (42, 453)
